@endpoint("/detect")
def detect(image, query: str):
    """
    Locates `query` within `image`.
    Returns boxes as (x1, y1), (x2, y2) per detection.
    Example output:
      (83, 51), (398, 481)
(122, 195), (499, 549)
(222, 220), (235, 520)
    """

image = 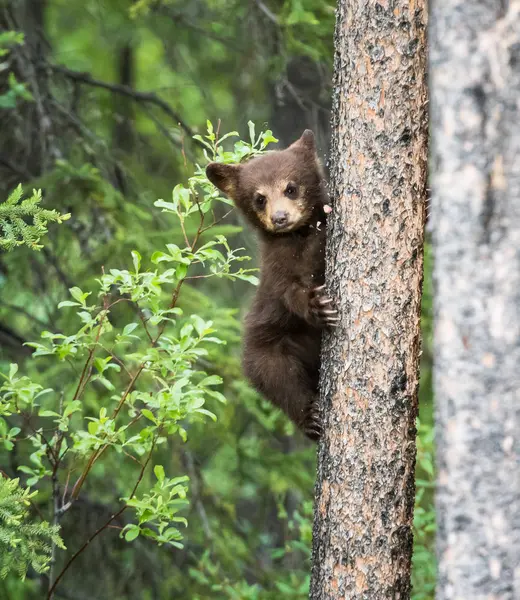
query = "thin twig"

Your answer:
(255, 0), (279, 24)
(61, 468), (72, 506)
(180, 128), (188, 170)
(96, 344), (133, 379)
(71, 307), (108, 403)
(161, 9), (241, 50)
(48, 393), (65, 599)
(69, 366), (144, 501)
(135, 302), (154, 344)
(178, 215), (190, 248)
(49, 64), (201, 148)
(199, 207), (235, 233)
